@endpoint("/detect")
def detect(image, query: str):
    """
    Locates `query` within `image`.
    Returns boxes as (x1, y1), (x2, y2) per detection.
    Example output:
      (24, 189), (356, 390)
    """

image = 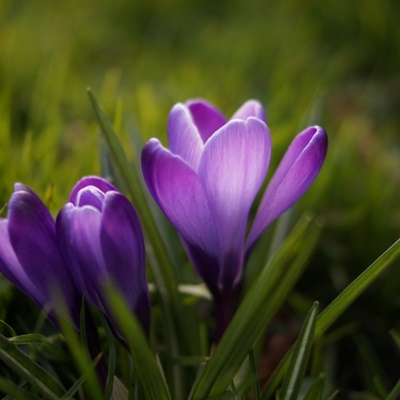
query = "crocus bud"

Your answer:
(57, 176), (150, 336)
(0, 184), (80, 326)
